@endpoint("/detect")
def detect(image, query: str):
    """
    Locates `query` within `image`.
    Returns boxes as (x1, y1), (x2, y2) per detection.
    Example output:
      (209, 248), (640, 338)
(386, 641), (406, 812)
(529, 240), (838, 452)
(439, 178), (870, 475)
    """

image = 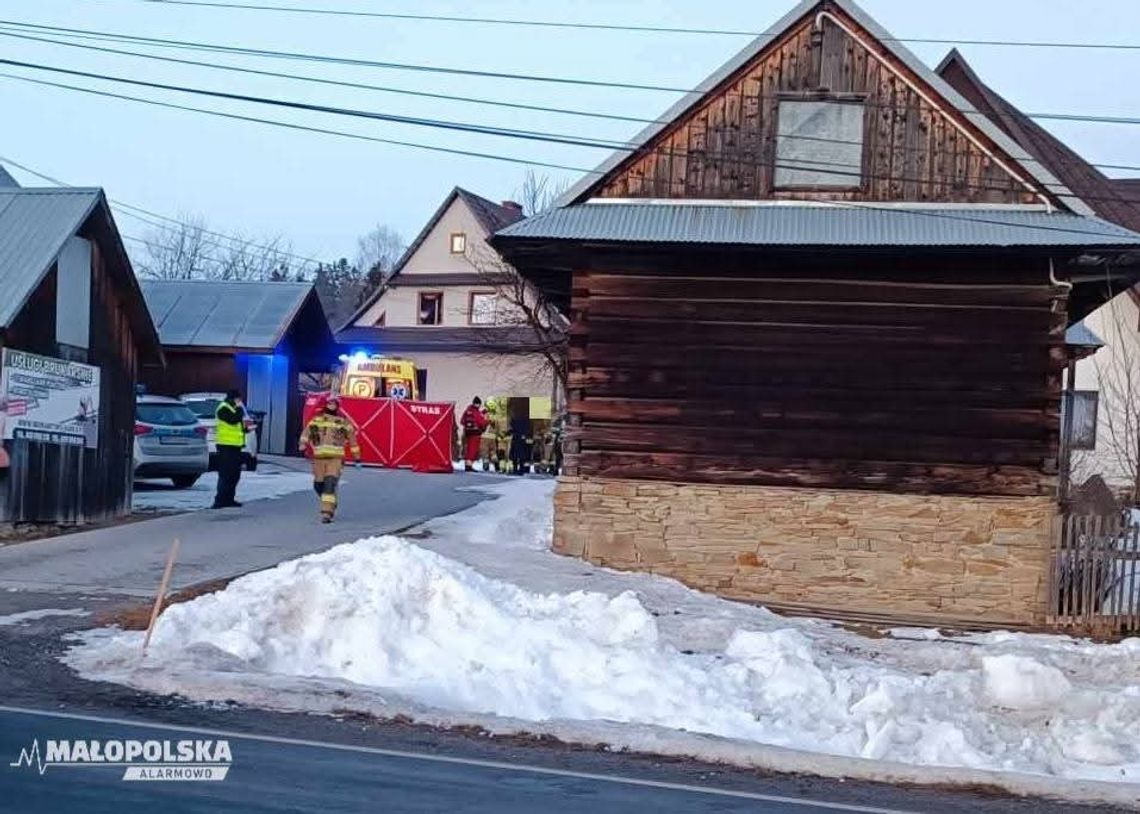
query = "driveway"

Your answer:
(0, 464), (501, 596)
